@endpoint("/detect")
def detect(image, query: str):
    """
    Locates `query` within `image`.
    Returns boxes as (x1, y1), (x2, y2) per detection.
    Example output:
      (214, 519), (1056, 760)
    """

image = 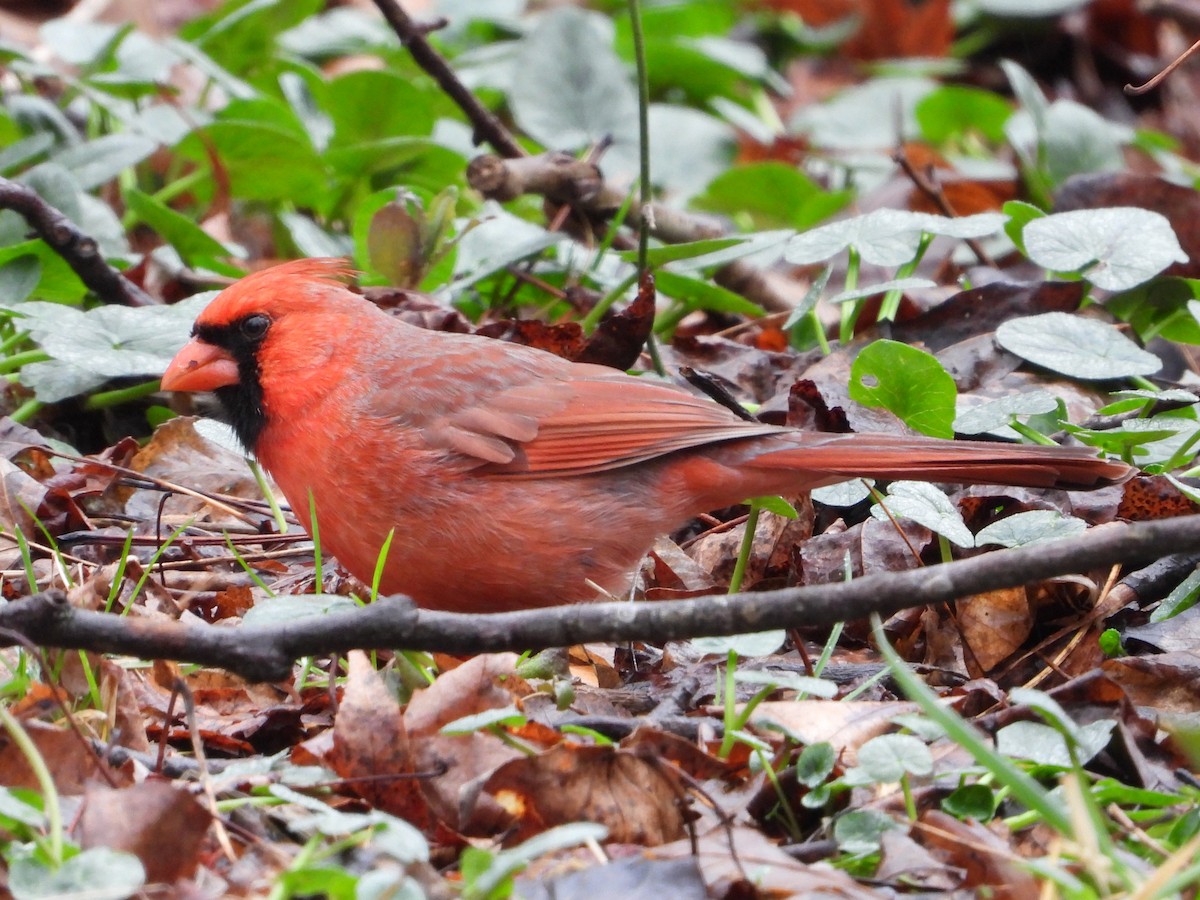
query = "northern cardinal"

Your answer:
(161, 259), (1133, 613)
